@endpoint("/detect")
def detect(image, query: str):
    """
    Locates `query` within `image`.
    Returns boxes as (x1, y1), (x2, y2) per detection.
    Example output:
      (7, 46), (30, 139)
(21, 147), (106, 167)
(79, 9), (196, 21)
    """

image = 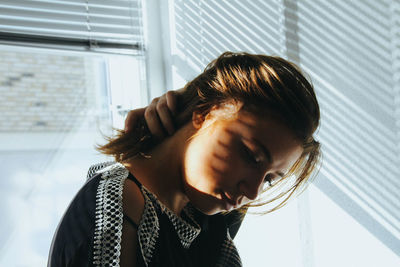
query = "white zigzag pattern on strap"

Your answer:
(92, 163), (128, 267)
